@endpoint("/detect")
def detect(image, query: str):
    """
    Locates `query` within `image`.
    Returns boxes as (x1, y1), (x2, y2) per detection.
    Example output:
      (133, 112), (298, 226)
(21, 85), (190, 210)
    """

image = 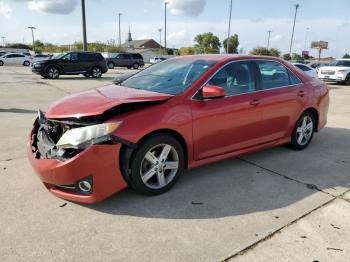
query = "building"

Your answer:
(121, 26), (162, 50)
